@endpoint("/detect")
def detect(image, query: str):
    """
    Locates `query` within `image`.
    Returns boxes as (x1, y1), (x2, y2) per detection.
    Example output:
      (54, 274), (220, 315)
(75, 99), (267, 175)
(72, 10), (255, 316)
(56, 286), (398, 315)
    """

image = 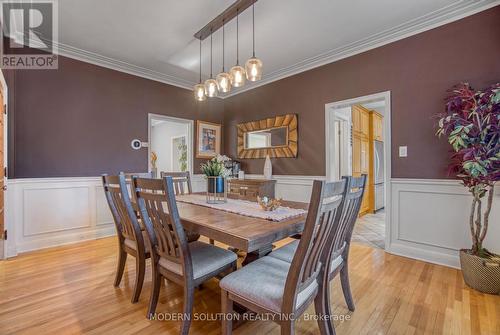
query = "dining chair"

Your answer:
(102, 174), (150, 303)
(133, 176), (238, 334)
(268, 175), (367, 334)
(219, 179), (347, 335)
(160, 171), (202, 243)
